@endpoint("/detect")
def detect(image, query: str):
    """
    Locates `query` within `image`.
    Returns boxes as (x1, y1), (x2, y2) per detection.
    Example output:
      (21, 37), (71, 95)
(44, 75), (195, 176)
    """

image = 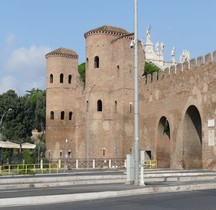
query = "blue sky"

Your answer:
(0, 0), (216, 95)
